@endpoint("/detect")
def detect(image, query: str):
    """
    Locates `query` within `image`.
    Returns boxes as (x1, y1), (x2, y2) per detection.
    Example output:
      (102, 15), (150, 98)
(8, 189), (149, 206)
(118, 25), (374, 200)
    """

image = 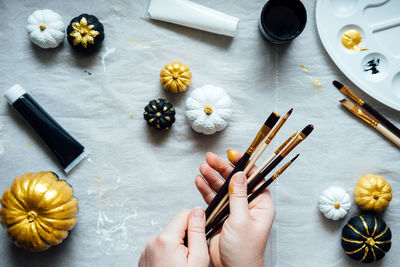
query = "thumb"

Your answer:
(228, 172), (249, 225)
(187, 208), (209, 265)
